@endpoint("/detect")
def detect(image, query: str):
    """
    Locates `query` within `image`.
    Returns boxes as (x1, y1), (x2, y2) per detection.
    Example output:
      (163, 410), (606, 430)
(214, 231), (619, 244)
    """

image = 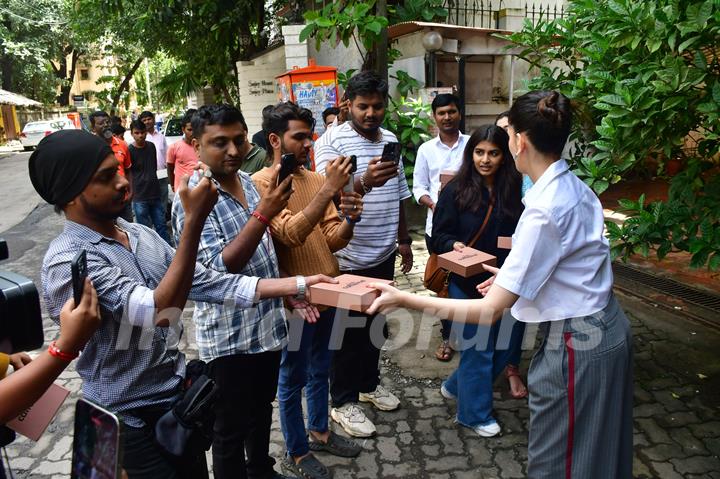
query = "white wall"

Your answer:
(235, 46), (287, 135)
